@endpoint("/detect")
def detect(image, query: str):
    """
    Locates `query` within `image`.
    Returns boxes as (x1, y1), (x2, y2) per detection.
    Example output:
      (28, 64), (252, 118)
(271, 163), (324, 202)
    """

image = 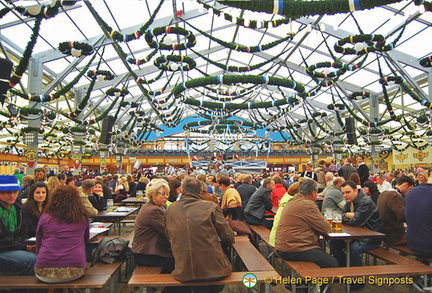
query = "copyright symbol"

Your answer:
(264, 276), (273, 284)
